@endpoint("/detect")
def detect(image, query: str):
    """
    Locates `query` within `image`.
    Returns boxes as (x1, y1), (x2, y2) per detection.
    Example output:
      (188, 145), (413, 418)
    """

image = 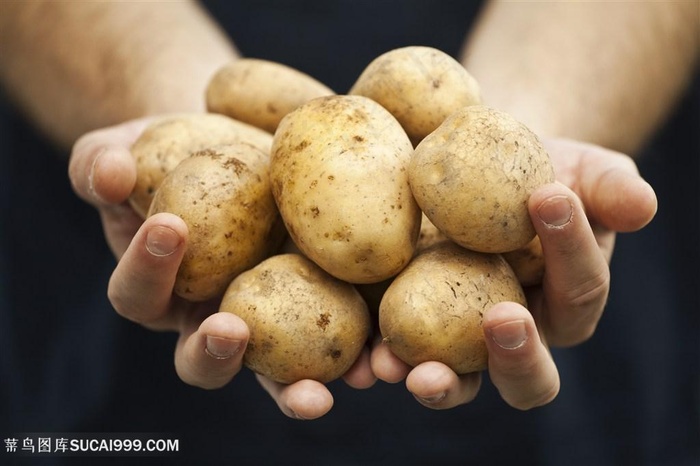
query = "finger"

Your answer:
(483, 302), (560, 410)
(72, 117), (152, 157)
(545, 138), (658, 232)
(69, 120), (149, 206)
(530, 182), (610, 346)
(582, 165), (657, 232)
(405, 361), (481, 410)
(370, 334), (412, 384)
(342, 346), (377, 389)
(98, 204), (147, 259)
(175, 311), (249, 390)
(68, 144), (137, 206)
(107, 212), (188, 329)
(256, 376), (334, 420)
